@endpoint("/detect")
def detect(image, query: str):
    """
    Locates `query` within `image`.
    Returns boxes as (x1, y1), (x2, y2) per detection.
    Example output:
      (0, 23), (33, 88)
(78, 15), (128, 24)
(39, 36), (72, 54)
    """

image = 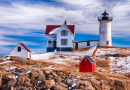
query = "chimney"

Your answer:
(65, 20), (67, 25)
